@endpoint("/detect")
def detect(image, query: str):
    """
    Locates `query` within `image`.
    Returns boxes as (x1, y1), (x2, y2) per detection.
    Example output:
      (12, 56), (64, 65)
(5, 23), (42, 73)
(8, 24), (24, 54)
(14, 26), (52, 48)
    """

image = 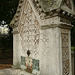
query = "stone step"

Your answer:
(0, 68), (33, 75)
